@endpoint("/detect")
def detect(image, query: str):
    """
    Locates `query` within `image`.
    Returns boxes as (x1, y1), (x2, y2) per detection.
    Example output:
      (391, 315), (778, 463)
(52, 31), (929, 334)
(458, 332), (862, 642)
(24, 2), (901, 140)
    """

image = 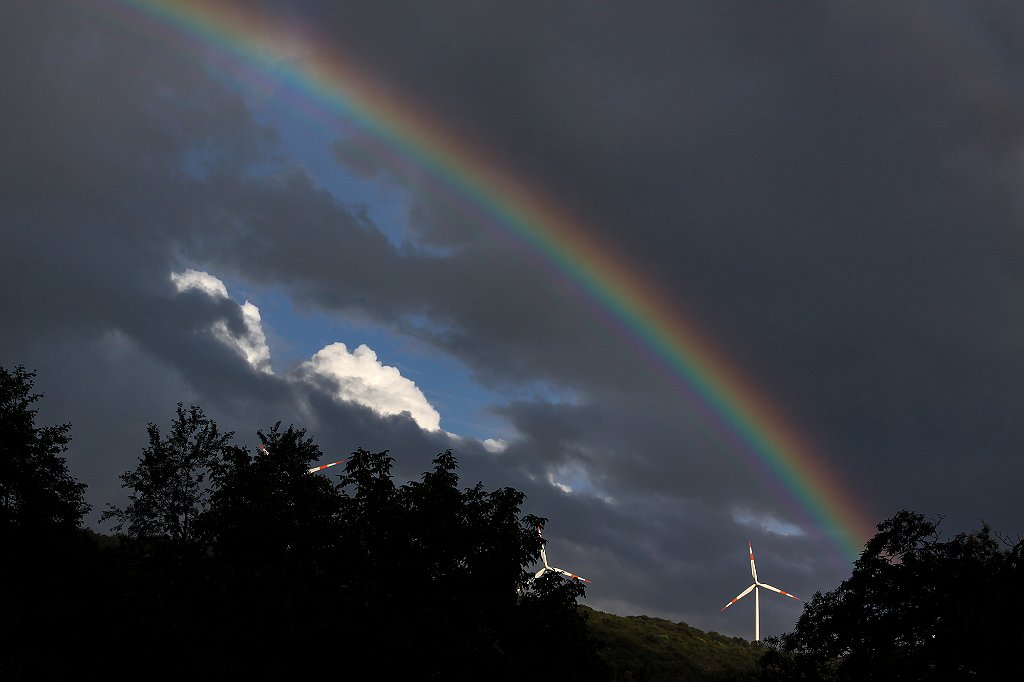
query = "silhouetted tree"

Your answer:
(0, 365), (88, 533)
(92, 404), (239, 676)
(101, 403), (230, 545)
(335, 446), (404, 584)
(759, 510), (1024, 681)
(514, 567), (606, 682)
(203, 421), (342, 571)
(0, 382), (602, 680)
(331, 449), (605, 681)
(0, 365), (95, 679)
(198, 422), (344, 675)
(393, 450), (538, 679)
